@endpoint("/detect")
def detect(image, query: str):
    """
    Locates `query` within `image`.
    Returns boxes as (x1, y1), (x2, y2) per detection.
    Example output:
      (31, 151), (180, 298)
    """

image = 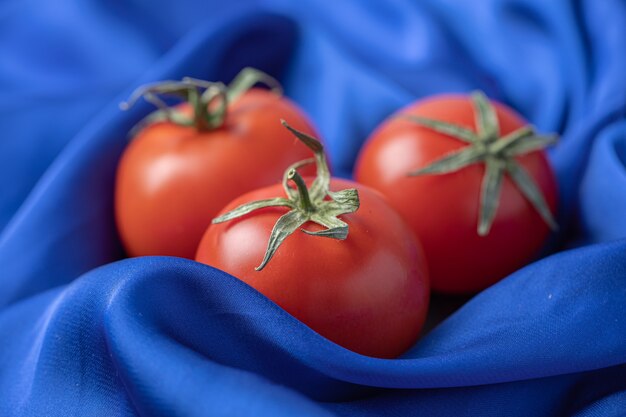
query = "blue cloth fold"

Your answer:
(1, 0), (625, 415)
